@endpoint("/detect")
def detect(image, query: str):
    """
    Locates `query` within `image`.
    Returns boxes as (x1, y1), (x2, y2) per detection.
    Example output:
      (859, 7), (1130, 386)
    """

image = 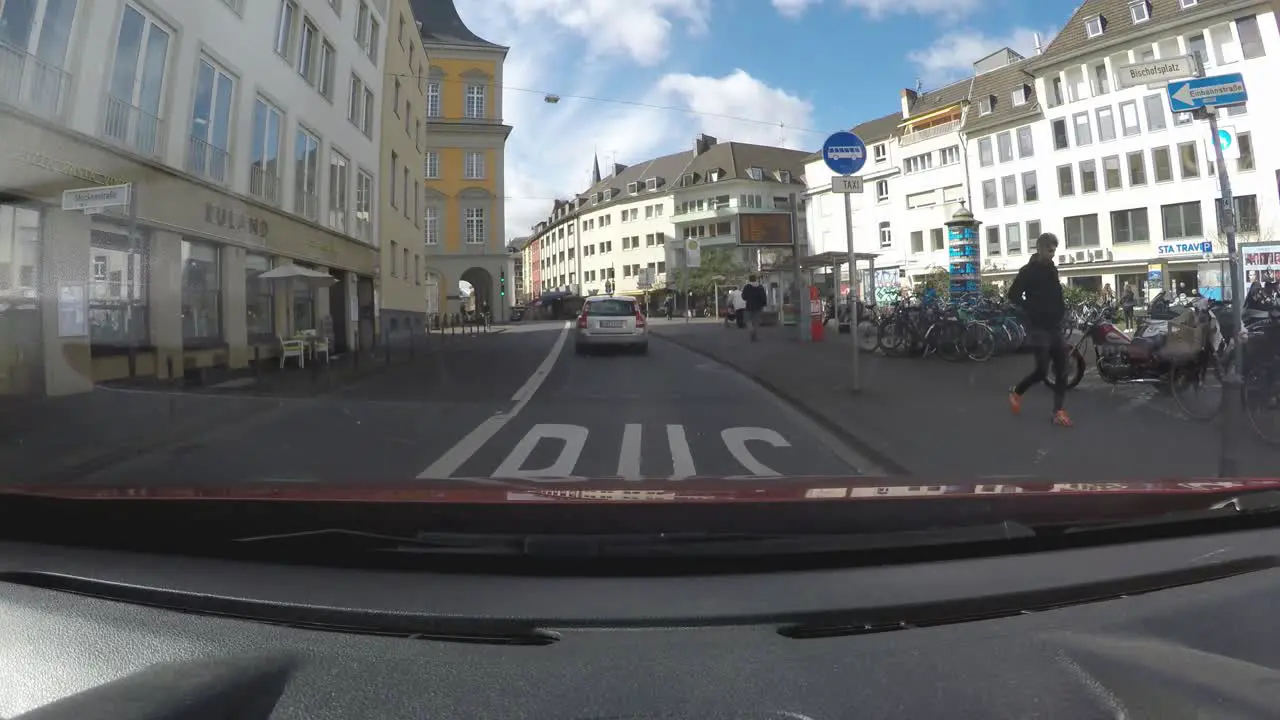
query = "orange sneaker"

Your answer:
(1008, 389), (1022, 415)
(1052, 410), (1072, 427)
